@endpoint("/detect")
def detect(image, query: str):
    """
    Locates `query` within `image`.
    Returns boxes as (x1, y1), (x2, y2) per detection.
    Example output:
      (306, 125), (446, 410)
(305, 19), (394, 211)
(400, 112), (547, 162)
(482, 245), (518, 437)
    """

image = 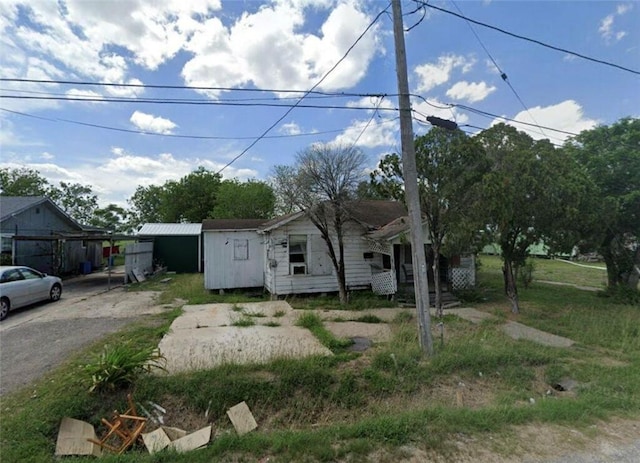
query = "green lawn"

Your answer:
(1, 263), (638, 462)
